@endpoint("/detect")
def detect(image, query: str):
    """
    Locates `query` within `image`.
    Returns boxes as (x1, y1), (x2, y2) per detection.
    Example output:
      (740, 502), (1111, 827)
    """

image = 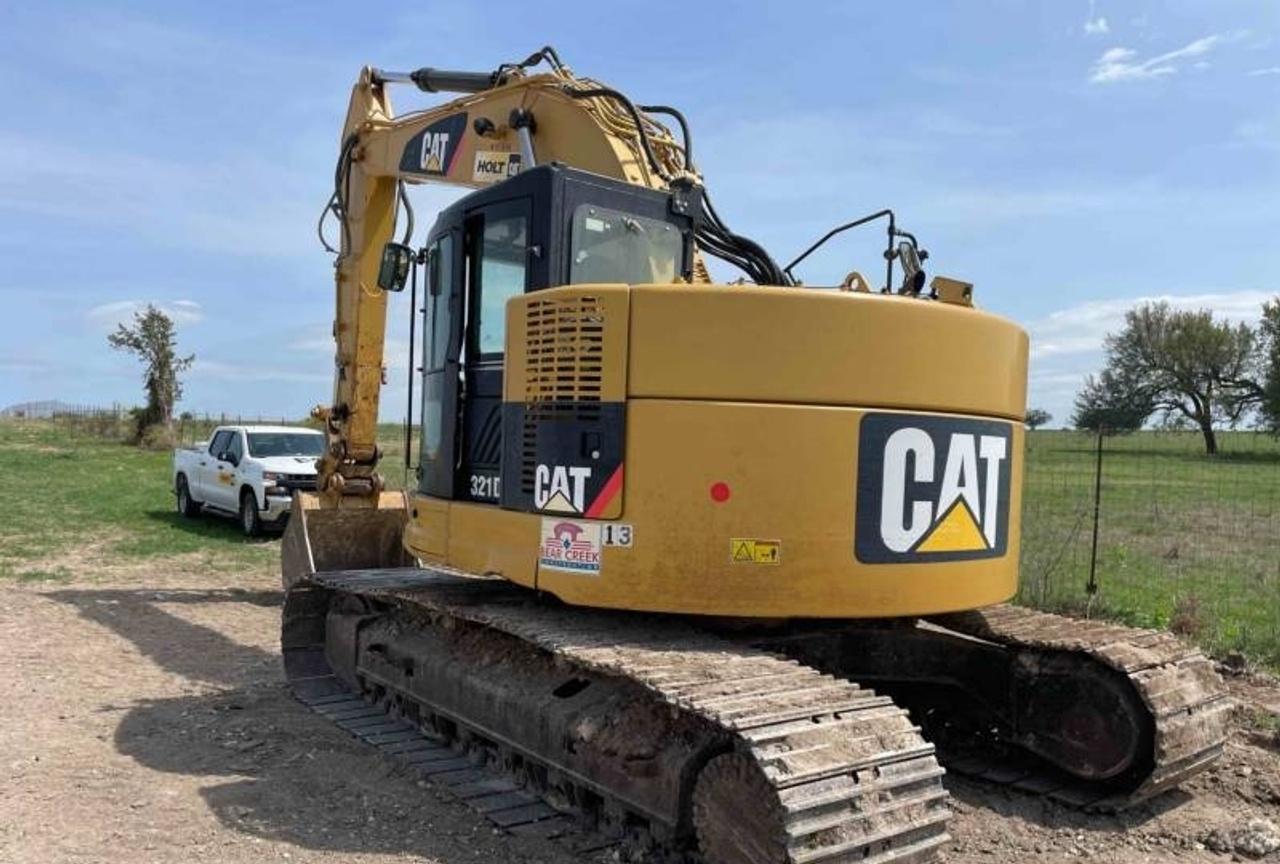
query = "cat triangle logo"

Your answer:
(543, 491), (577, 513)
(914, 498), (989, 554)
